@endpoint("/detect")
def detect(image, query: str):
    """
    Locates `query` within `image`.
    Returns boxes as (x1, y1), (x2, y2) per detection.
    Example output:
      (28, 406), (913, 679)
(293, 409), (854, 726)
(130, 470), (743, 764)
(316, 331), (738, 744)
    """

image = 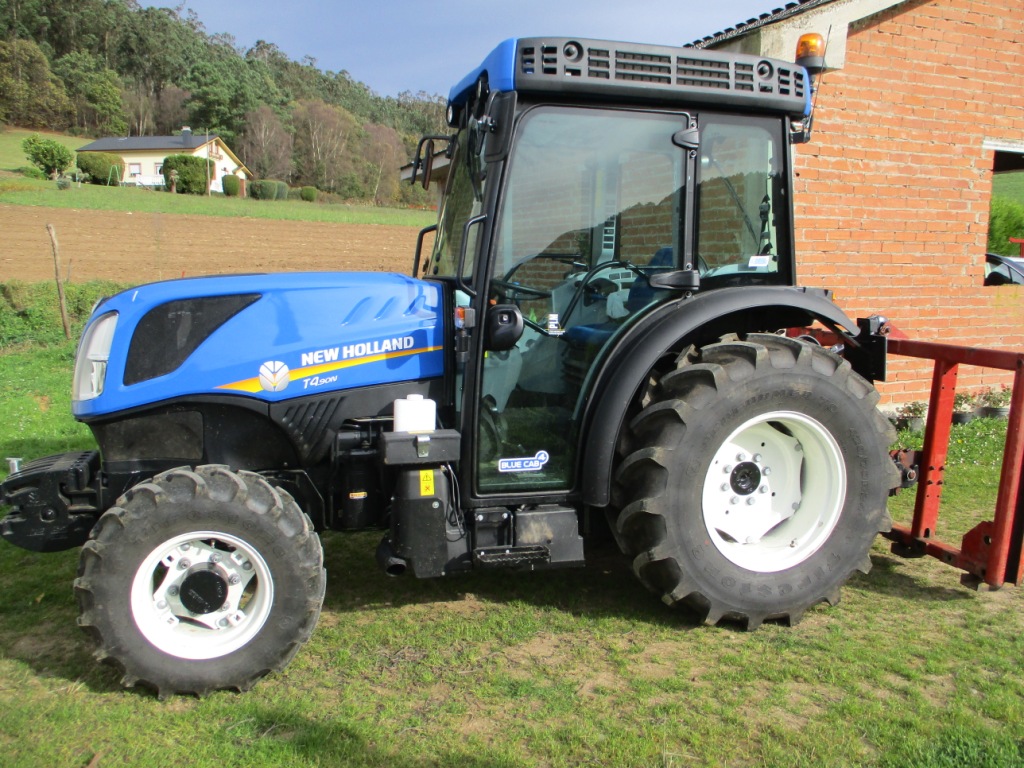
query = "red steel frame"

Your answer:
(883, 338), (1024, 589)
